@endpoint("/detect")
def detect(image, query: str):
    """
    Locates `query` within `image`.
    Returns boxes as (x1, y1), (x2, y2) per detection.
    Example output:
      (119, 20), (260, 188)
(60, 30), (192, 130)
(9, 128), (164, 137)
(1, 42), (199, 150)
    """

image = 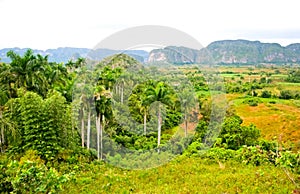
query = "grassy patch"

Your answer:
(62, 157), (297, 193)
(234, 101), (300, 148)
